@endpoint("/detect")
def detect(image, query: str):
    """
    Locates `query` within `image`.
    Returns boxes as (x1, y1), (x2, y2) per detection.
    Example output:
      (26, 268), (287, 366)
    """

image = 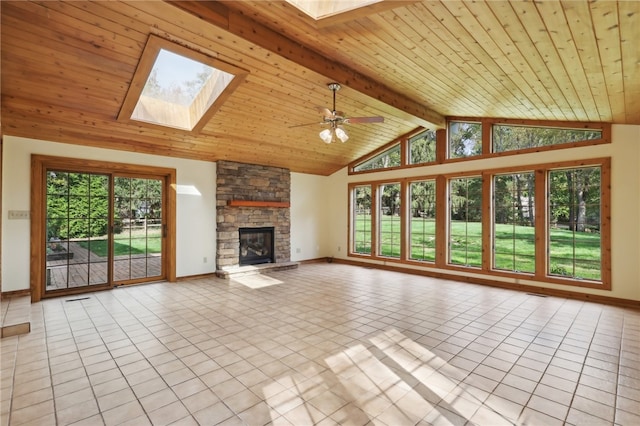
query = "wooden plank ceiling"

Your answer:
(1, 1), (638, 176)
